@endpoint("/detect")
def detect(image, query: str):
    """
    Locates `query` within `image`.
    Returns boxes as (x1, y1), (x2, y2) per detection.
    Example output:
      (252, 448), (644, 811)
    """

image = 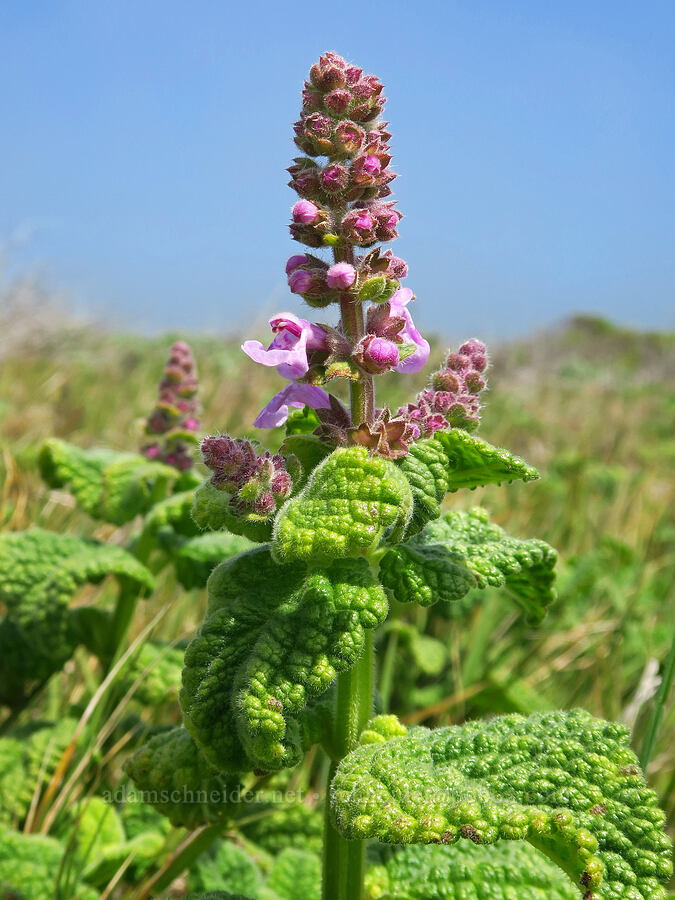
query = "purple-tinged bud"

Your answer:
(334, 121), (366, 156)
(341, 208), (377, 245)
(351, 153), (382, 186)
(326, 262), (356, 290)
(304, 112), (333, 139)
(271, 470), (293, 498)
(432, 371), (461, 392)
(320, 164), (348, 194)
(309, 53), (347, 91)
(464, 371), (486, 393)
(382, 250), (408, 279)
(354, 334), (400, 374)
(292, 200), (321, 224)
(345, 65), (363, 85)
(143, 342), (200, 469)
(289, 223), (325, 248)
(458, 338), (488, 371)
(286, 254), (309, 275)
(445, 352), (472, 372)
(288, 267), (329, 298)
(302, 83), (323, 111)
(253, 491), (276, 515)
(324, 88), (351, 114)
